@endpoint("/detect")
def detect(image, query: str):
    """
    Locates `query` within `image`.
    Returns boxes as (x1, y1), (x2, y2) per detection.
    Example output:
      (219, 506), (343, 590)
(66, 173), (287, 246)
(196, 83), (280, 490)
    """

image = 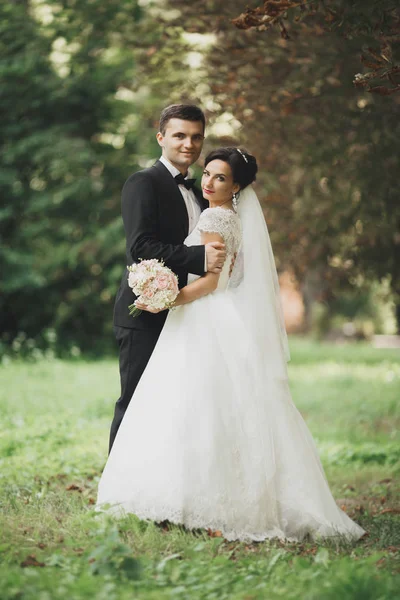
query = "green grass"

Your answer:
(0, 338), (399, 599)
